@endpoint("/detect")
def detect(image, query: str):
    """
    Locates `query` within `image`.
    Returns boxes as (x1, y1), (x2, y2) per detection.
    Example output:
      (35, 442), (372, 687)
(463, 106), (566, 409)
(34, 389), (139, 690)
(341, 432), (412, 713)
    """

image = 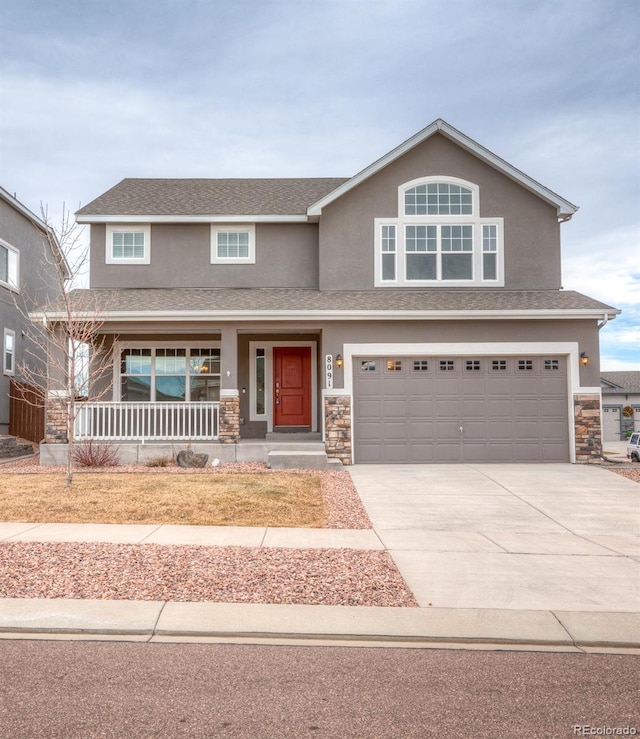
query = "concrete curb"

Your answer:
(0, 599), (638, 651)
